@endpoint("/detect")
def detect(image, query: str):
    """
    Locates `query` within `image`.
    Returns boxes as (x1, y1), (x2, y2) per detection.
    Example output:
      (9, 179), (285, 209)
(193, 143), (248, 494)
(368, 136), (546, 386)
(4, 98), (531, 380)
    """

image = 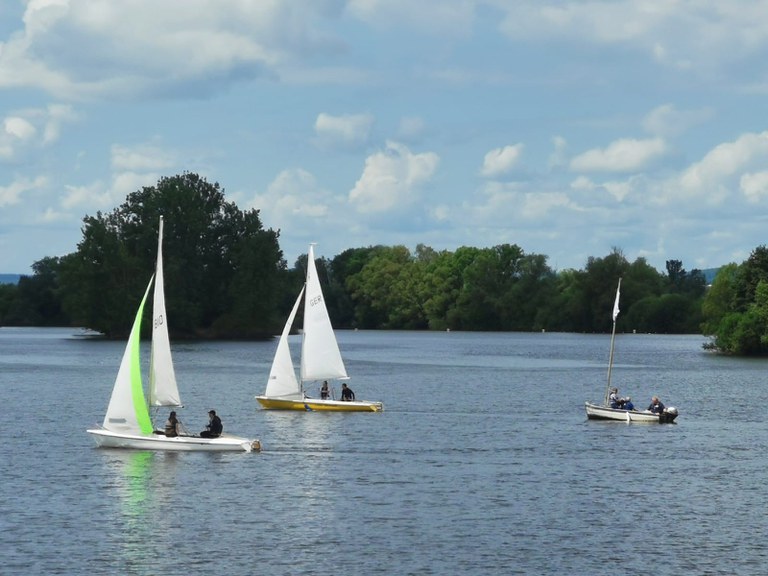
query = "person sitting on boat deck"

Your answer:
(164, 411), (182, 437)
(609, 388), (625, 409)
(340, 383), (355, 402)
(200, 410), (223, 438)
(320, 381), (330, 399)
(647, 396), (665, 414)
